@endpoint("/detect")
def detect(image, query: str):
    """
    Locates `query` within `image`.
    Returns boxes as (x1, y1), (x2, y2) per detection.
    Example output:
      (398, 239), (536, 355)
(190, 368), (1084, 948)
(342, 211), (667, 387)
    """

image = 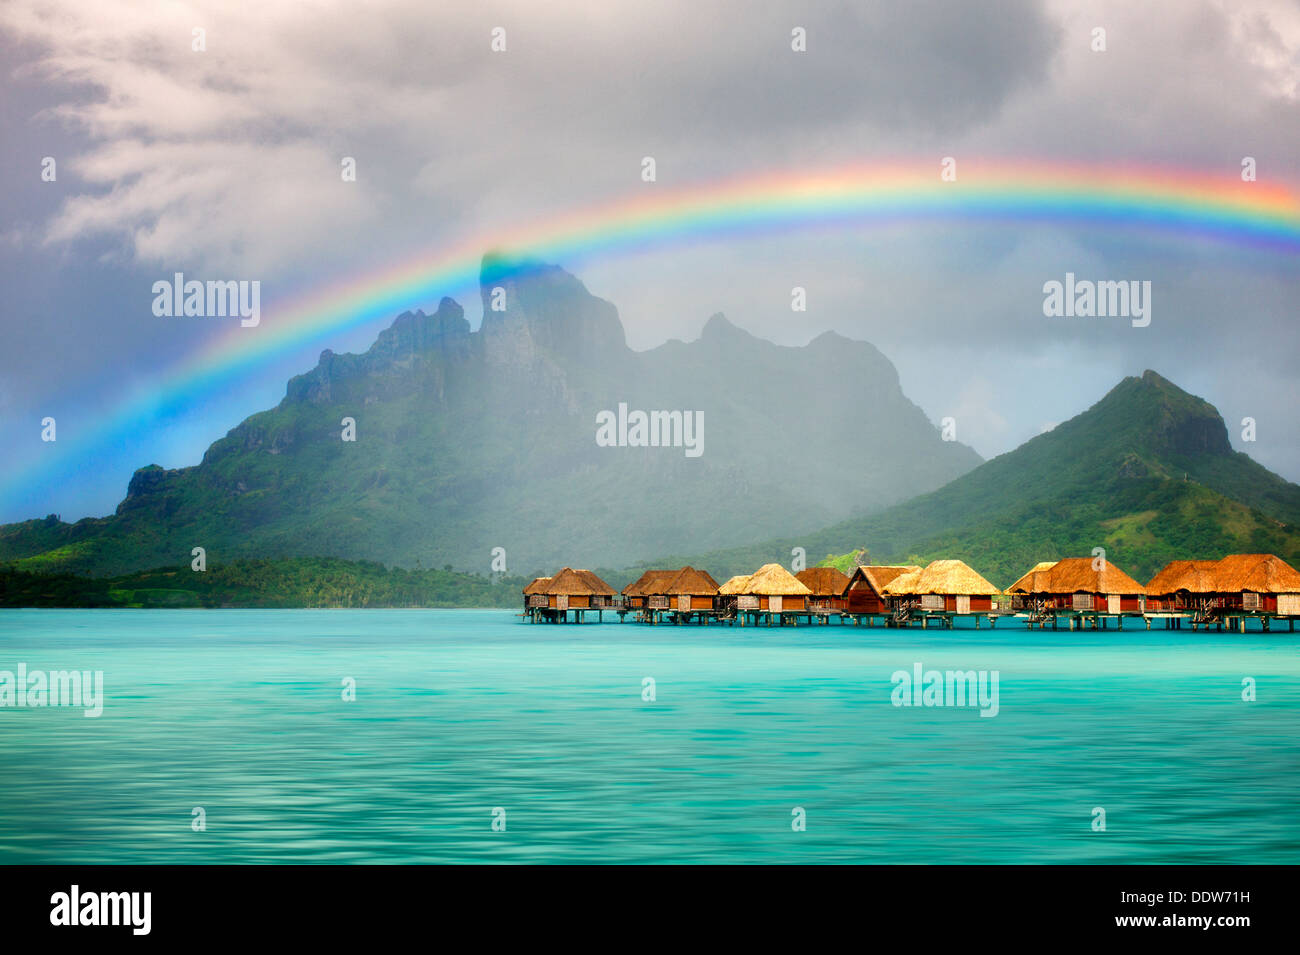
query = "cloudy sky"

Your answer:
(1, 0), (1298, 523)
